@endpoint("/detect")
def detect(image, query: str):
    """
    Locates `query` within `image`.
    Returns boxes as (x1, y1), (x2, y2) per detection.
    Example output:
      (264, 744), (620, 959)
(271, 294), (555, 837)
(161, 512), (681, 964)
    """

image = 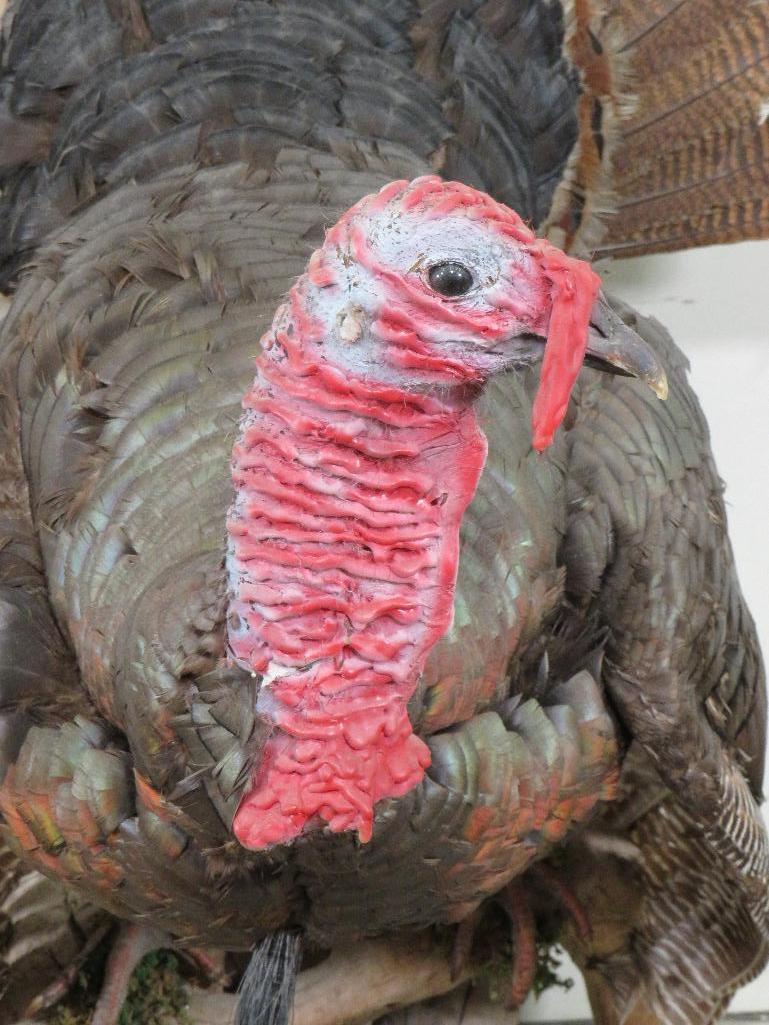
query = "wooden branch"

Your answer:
(184, 934), (477, 1025)
(12, 924), (518, 1025)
